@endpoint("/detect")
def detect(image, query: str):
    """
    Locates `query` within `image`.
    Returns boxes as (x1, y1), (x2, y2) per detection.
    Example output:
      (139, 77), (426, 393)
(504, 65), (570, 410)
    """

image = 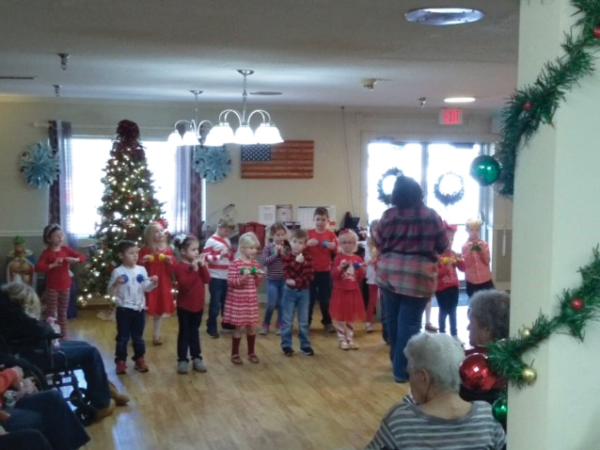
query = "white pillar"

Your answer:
(510, 0), (600, 448)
